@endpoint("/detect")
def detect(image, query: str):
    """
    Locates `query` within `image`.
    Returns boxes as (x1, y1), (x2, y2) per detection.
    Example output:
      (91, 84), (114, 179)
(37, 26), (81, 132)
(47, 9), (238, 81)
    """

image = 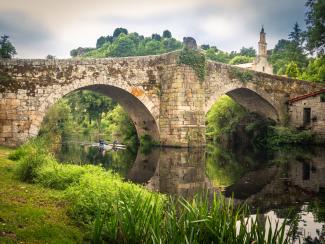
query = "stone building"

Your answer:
(288, 89), (325, 140)
(236, 26), (273, 74)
